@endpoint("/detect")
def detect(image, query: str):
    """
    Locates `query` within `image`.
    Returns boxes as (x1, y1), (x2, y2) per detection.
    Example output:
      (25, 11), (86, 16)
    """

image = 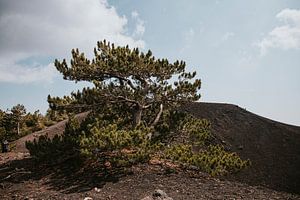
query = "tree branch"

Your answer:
(151, 103), (163, 127)
(116, 95), (139, 105)
(142, 104), (152, 109)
